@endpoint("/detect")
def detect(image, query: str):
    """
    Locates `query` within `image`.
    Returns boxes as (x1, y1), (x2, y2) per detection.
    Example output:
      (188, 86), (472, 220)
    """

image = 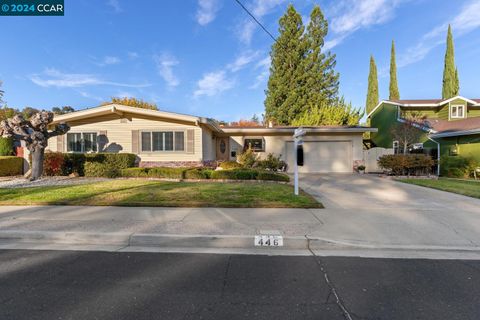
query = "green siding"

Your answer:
(468, 106), (480, 118)
(370, 103), (398, 148)
(437, 104), (449, 120)
(435, 135), (480, 162)
(402, 109), (438, 119)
